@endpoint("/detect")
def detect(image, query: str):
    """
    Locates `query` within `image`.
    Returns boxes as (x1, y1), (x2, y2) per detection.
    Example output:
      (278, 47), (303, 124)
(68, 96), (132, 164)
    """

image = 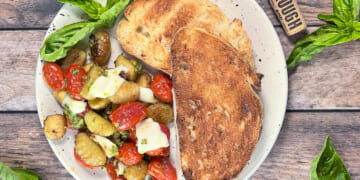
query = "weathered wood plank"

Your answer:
(280, 27), (360, 109)
(0, 0), (331, 29)
(0, 0), (62, 29)
(0, 30), (45, 111)
(252, 112), (360, 179)
(0, 113), (72, 180)
(0, 28), (359, 111)
(1, 112), (358, 179)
